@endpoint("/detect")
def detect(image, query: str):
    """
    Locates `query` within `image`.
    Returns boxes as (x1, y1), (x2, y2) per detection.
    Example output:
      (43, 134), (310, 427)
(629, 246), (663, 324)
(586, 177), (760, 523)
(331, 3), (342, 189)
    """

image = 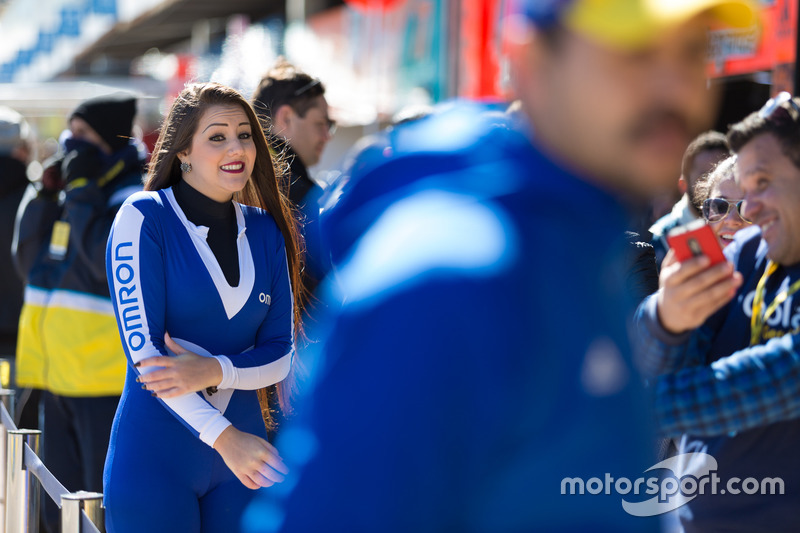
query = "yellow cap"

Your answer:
(561, 0), (759, 49)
